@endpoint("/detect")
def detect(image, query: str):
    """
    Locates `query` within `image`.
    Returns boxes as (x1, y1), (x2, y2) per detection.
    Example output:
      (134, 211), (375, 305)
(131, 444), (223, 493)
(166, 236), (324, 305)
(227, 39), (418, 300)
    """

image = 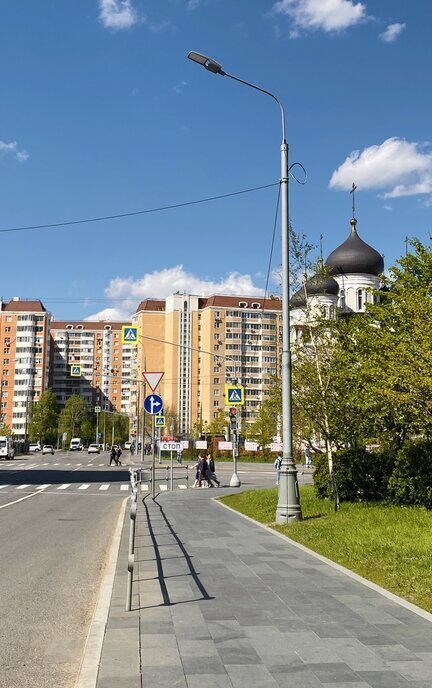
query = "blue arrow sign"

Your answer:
(144, 393), (163, 415)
